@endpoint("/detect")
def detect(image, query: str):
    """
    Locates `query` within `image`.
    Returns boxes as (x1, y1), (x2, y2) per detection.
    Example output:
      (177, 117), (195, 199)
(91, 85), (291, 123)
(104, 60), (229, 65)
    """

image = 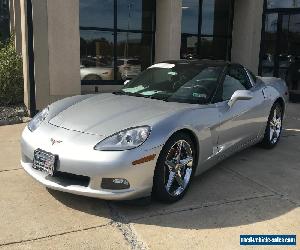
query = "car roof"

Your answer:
(162, 59), (231, 67)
